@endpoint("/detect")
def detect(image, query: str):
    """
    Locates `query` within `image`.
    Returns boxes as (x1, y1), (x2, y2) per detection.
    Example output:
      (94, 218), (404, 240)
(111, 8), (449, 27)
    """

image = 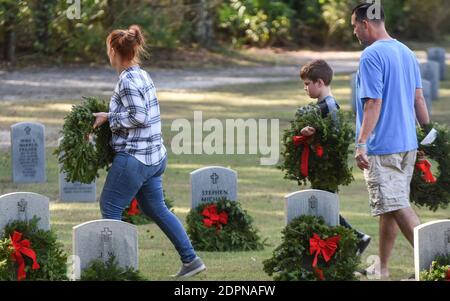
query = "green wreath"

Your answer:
(280, 104), (354, 192)
(54, 96), (114, 184)
(186, 199), (266, 251)
(0, 217), (68, 281)
(263, 215), (360, 281)
(419, 253), (450, 281)
(80, 255), (145, 281)
(410, 123), (450, 211)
